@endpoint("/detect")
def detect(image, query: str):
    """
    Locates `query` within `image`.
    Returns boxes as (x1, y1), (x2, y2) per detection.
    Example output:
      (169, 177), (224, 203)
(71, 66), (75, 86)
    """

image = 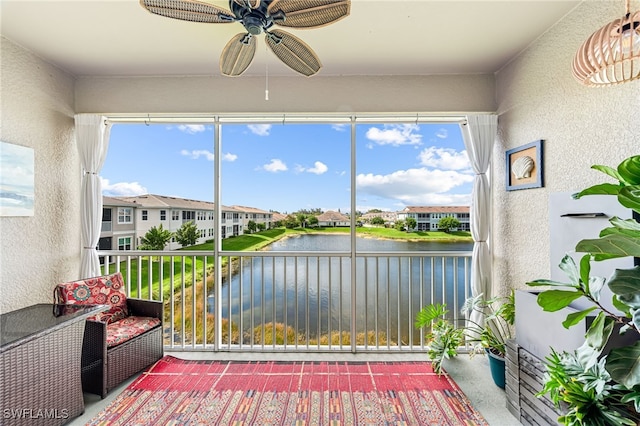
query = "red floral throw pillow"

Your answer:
(55, 272), (128, 324)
